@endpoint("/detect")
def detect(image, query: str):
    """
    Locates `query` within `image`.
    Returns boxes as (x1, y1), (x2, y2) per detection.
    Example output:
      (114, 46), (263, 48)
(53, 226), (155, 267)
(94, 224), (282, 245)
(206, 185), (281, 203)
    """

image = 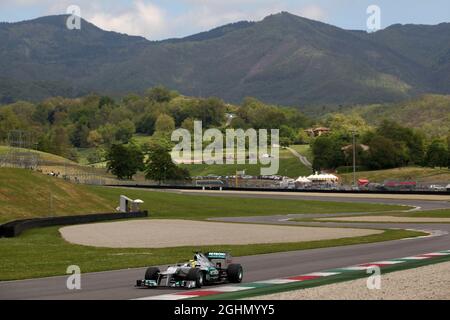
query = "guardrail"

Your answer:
(0, 211), (148, 238)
